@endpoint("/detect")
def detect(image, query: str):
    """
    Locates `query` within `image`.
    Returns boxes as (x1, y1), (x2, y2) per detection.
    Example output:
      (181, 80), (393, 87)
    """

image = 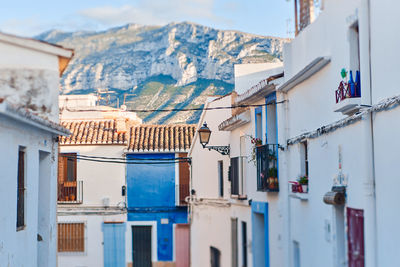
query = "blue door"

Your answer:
(103, 222), (126, 267)
(251, 202), (269, 267)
